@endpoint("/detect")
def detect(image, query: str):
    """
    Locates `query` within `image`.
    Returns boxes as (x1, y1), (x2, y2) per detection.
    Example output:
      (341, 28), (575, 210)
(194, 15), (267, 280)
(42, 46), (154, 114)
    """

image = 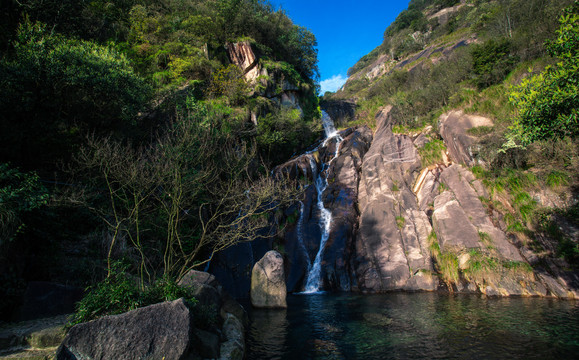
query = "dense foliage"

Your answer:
(509, 2), (579, 144)
(0, 0), (320, 322)
(0, 164), (48, 244)
(0, 21), (151, 170)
